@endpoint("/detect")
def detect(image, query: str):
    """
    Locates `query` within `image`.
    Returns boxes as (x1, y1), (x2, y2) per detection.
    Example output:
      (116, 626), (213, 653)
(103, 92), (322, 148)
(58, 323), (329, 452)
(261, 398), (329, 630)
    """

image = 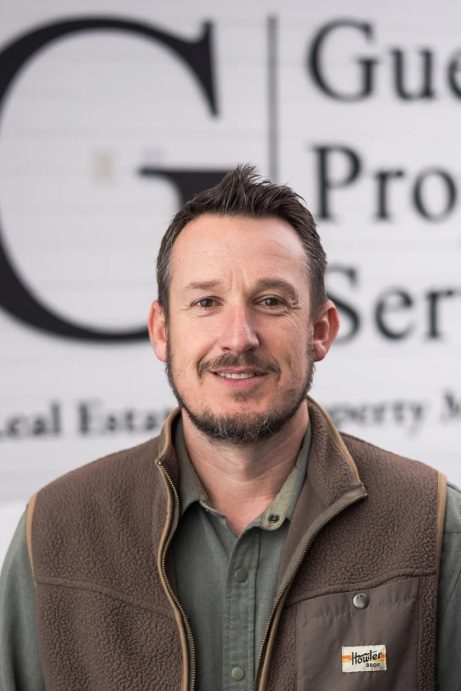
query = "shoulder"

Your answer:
(438, 484), (461, 618)
(340, 431), (440, 484)
(29, 435), (169, 583)
(444, 483), (461, 533)
(38, 435), (162, 499)
(1, 511), (28, 582)
(31, 435), (164, 545)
